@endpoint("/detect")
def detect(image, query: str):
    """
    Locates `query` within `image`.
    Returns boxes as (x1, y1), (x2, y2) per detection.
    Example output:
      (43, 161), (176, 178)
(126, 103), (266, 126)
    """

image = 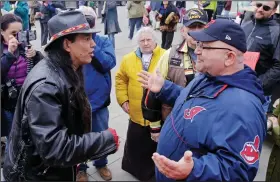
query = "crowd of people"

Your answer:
(1, 1), (280, 182)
